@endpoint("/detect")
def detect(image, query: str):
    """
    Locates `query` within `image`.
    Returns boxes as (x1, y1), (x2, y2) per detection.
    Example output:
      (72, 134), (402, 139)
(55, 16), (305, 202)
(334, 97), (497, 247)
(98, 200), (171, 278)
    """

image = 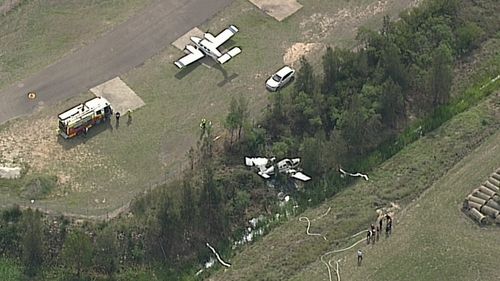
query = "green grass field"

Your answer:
(0, 0), (418, 216)
(0, 259), (22, 281)
(0, 0), (152, 90)
(207, 89), (500, 280)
